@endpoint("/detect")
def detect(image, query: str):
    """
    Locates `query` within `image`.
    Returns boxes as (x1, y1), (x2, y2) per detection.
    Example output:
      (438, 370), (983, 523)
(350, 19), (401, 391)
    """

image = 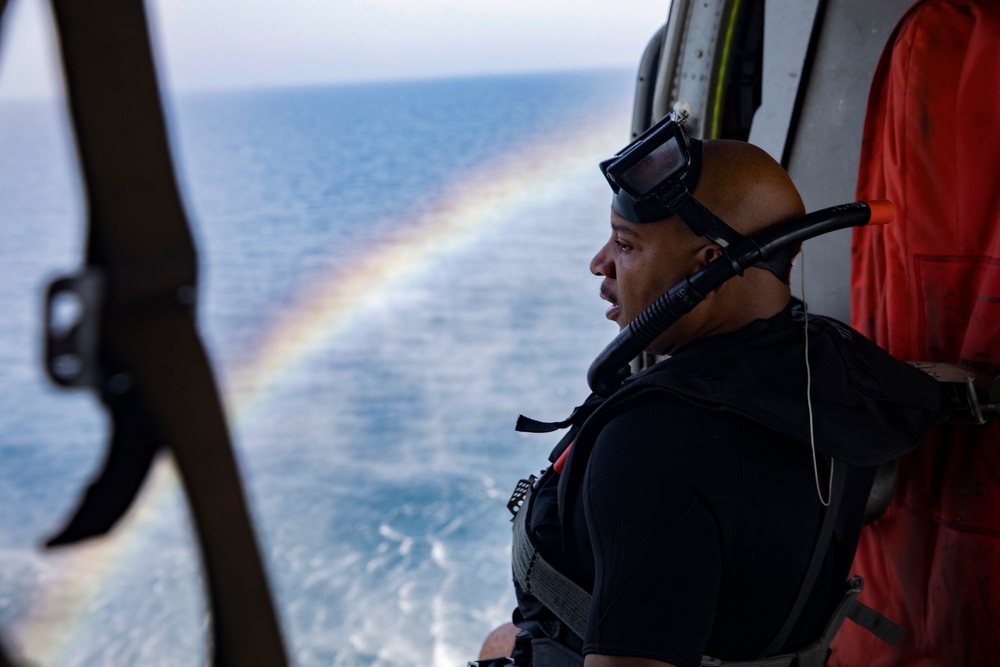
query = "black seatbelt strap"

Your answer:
(43, 2), (287, 665)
